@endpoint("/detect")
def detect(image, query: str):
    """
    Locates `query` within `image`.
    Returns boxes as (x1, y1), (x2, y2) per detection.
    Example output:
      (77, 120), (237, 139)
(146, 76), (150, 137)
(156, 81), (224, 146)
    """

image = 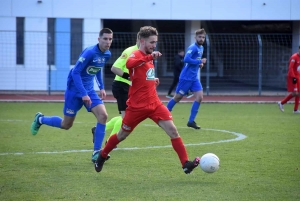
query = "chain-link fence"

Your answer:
(0, 31), (295, 95)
